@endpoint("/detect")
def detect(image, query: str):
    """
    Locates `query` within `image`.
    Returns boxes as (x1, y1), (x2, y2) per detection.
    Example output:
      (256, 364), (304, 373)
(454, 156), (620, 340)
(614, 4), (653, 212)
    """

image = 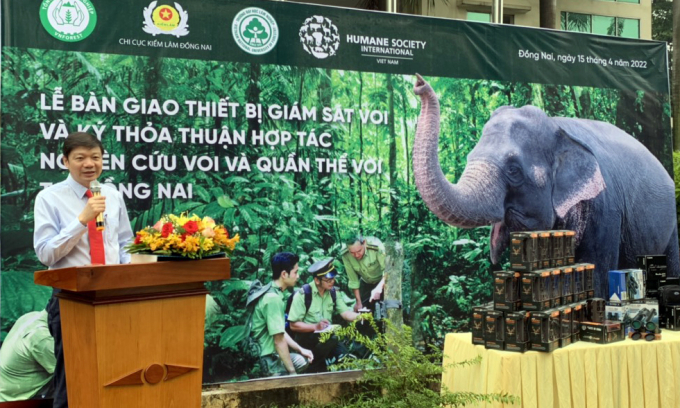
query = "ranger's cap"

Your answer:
(309, 258), (337, 279)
